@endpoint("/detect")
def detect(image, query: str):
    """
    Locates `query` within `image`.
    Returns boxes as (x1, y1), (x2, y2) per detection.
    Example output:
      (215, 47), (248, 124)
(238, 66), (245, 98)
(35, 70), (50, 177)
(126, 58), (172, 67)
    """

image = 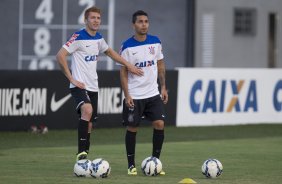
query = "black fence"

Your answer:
(0, 71), (177, 131)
